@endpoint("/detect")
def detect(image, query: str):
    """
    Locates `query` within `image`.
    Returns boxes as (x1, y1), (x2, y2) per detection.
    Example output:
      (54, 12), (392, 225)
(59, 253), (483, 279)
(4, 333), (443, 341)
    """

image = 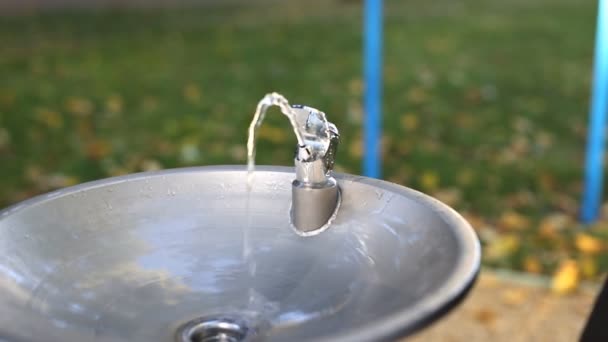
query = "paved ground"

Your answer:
(408, 271), (599, 342)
